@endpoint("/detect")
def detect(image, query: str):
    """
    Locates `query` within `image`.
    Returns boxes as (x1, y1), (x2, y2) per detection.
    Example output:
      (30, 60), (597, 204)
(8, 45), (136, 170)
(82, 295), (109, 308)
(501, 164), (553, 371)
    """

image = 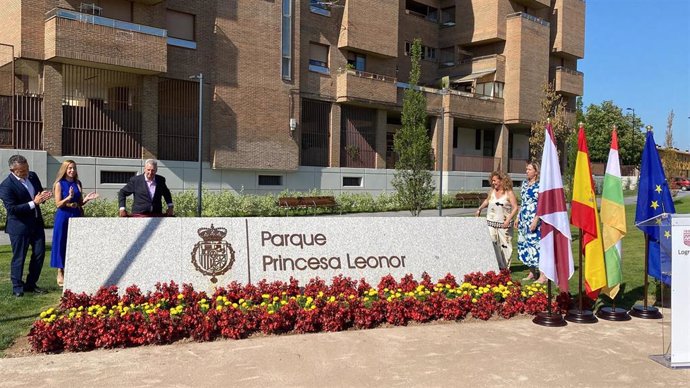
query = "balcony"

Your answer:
(551, 0), (585, 58)
(453, 156), (499, 172)
(447, 90), (504, 122)
(453, 54), (506, 82)
(455, 0), (505, 45)
(554, 66), (583, 96)
(338, 0), (398, 57)
(336, 69), (398, 105)
(44, 8), (167, 74)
